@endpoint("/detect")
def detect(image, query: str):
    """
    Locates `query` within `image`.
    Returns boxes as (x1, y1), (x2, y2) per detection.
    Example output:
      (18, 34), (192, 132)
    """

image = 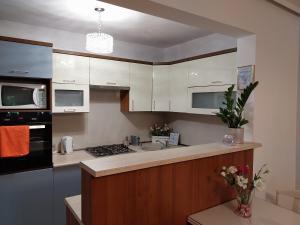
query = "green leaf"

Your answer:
(216, 81), (258, 128)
